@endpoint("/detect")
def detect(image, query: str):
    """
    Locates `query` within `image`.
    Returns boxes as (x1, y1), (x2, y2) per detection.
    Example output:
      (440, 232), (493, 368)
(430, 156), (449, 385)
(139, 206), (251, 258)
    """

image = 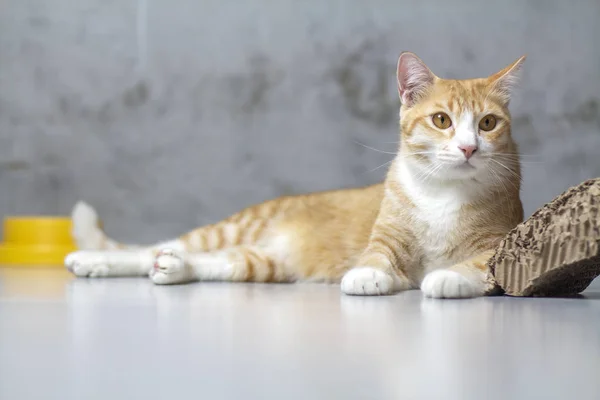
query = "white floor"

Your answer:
(1, 267), (599, 400)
